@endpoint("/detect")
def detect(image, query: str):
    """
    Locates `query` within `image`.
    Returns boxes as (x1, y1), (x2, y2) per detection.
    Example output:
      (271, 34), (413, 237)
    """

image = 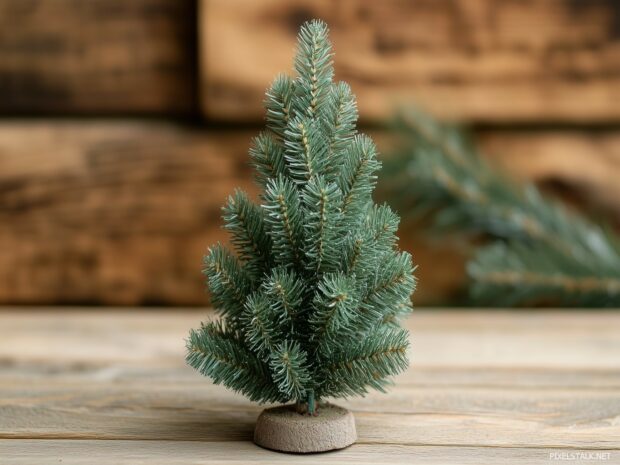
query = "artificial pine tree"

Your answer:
(186, 20), (415, 451)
